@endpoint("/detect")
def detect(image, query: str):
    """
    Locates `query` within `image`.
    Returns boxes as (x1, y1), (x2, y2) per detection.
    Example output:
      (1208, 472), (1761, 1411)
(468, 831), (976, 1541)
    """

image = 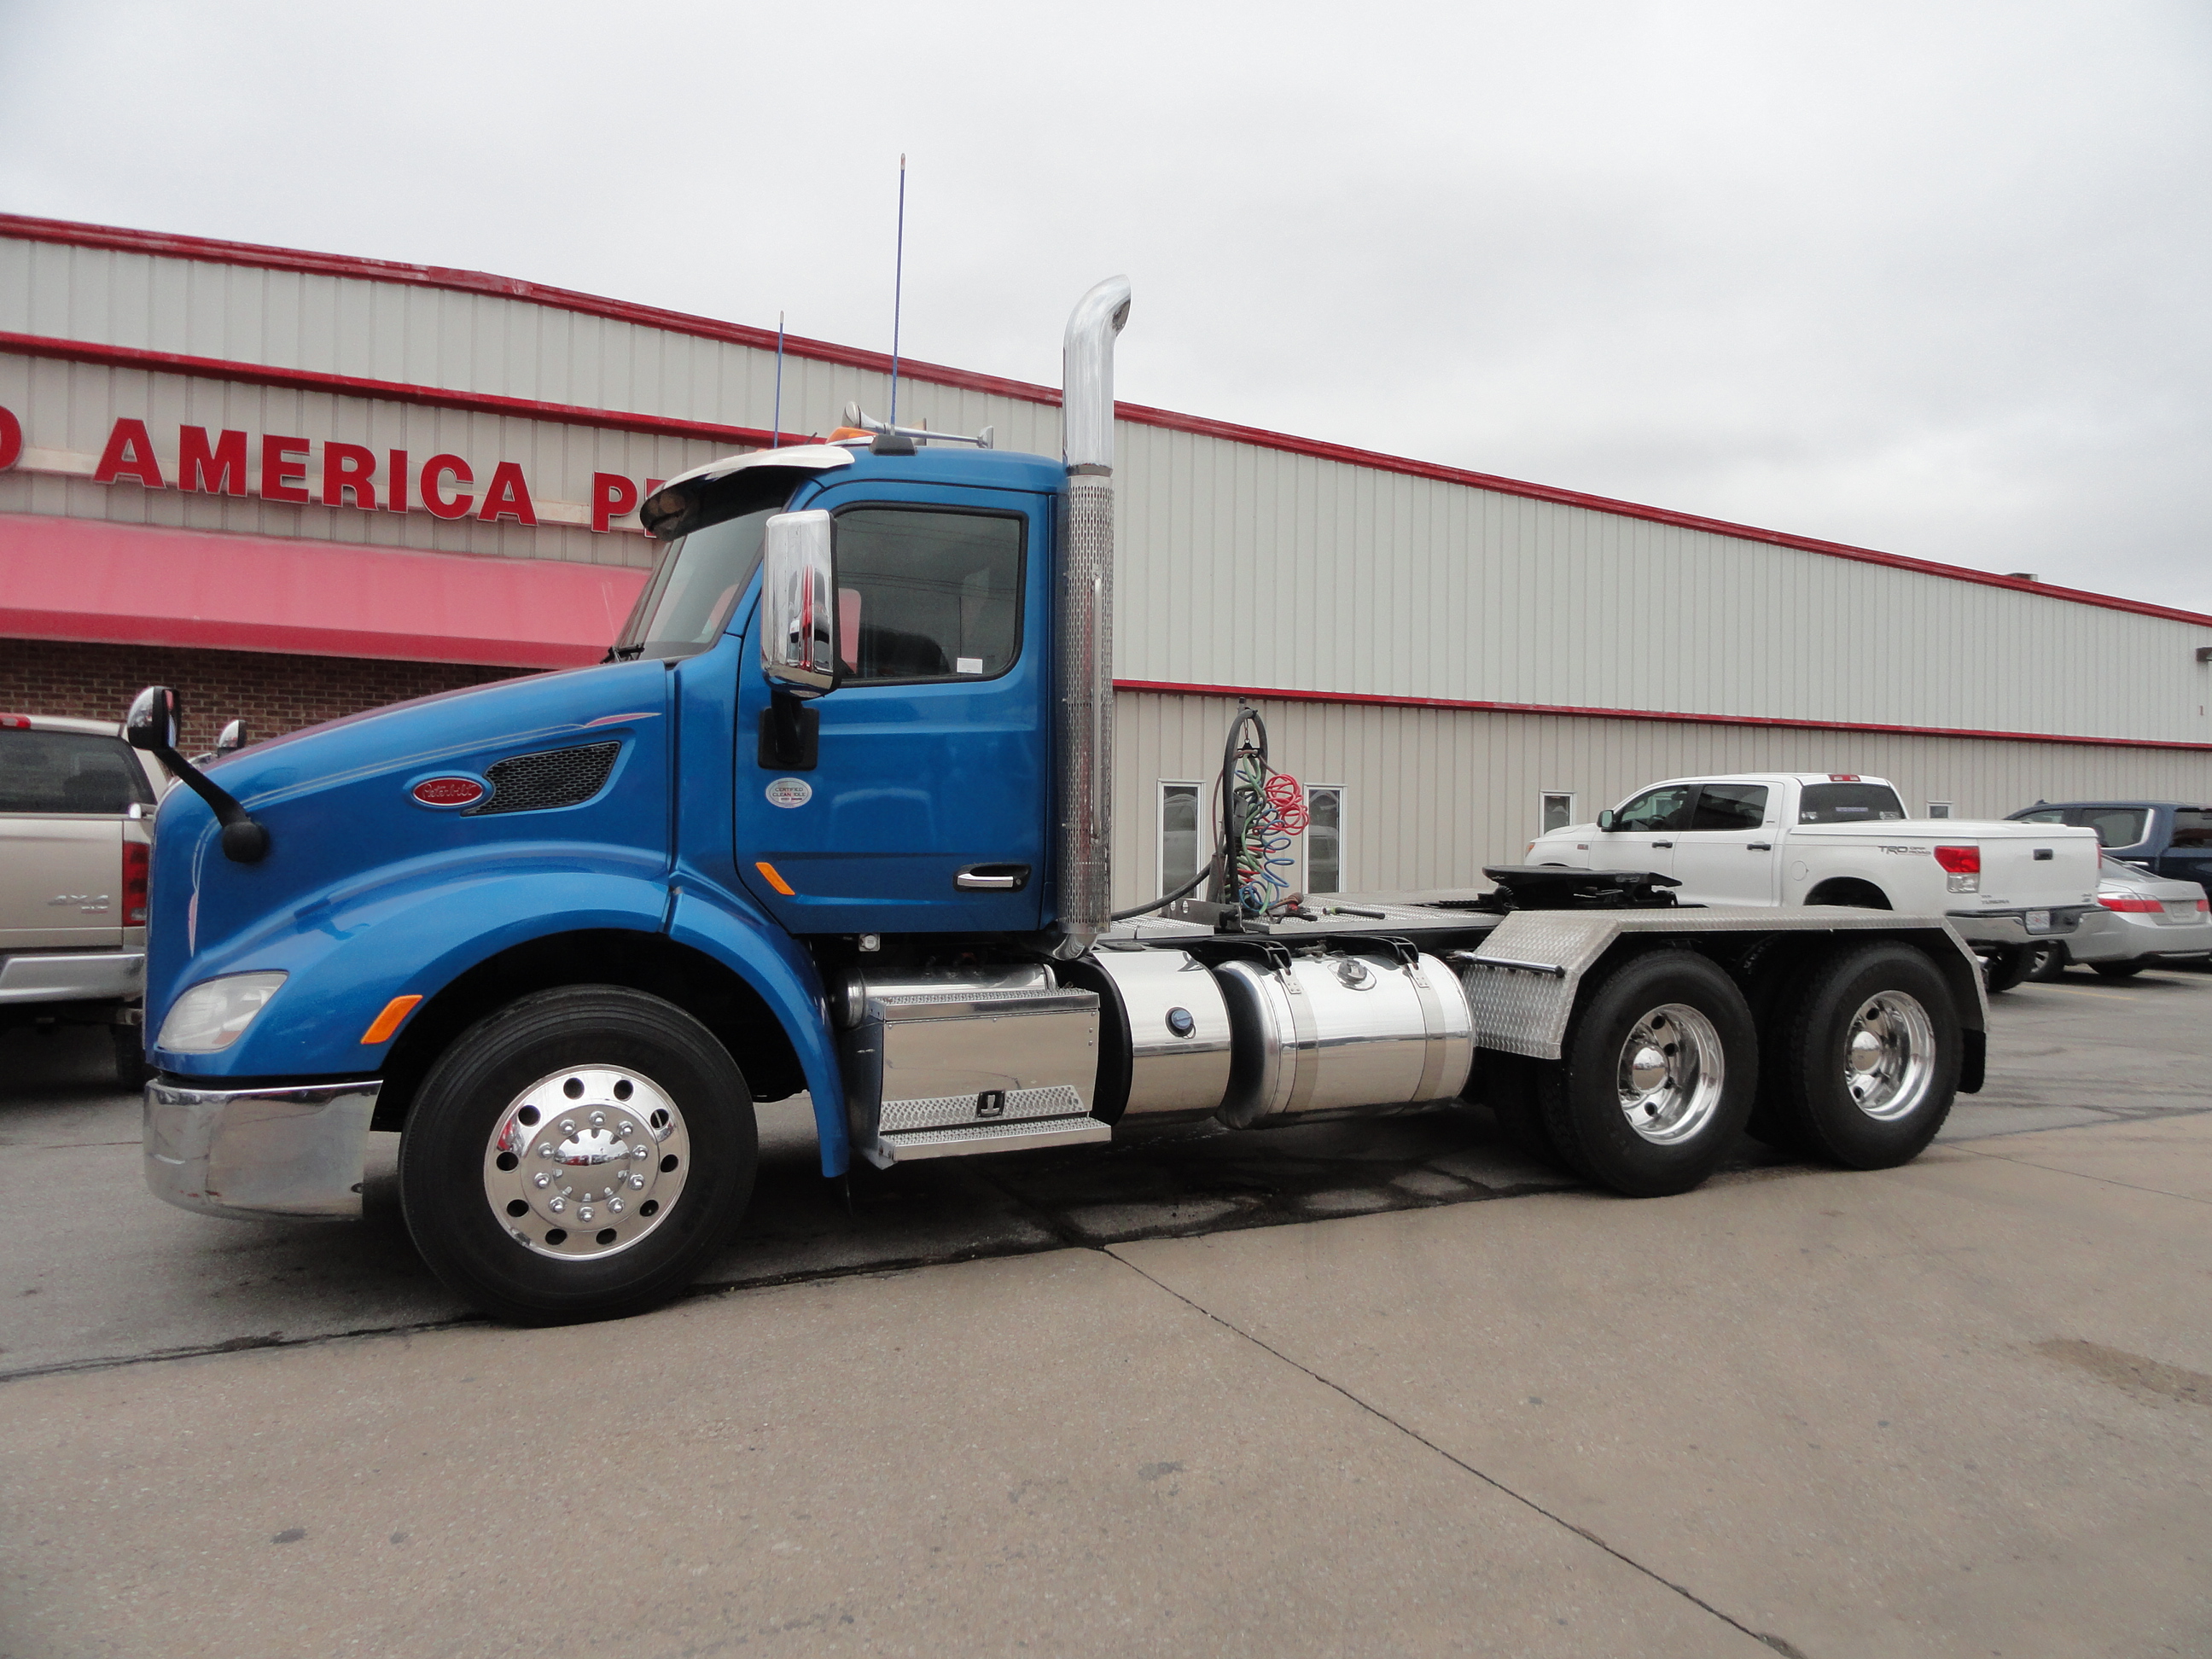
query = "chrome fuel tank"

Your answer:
(1212, 948), (1475, 1127)
(1068, 947), (1235, 1121)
